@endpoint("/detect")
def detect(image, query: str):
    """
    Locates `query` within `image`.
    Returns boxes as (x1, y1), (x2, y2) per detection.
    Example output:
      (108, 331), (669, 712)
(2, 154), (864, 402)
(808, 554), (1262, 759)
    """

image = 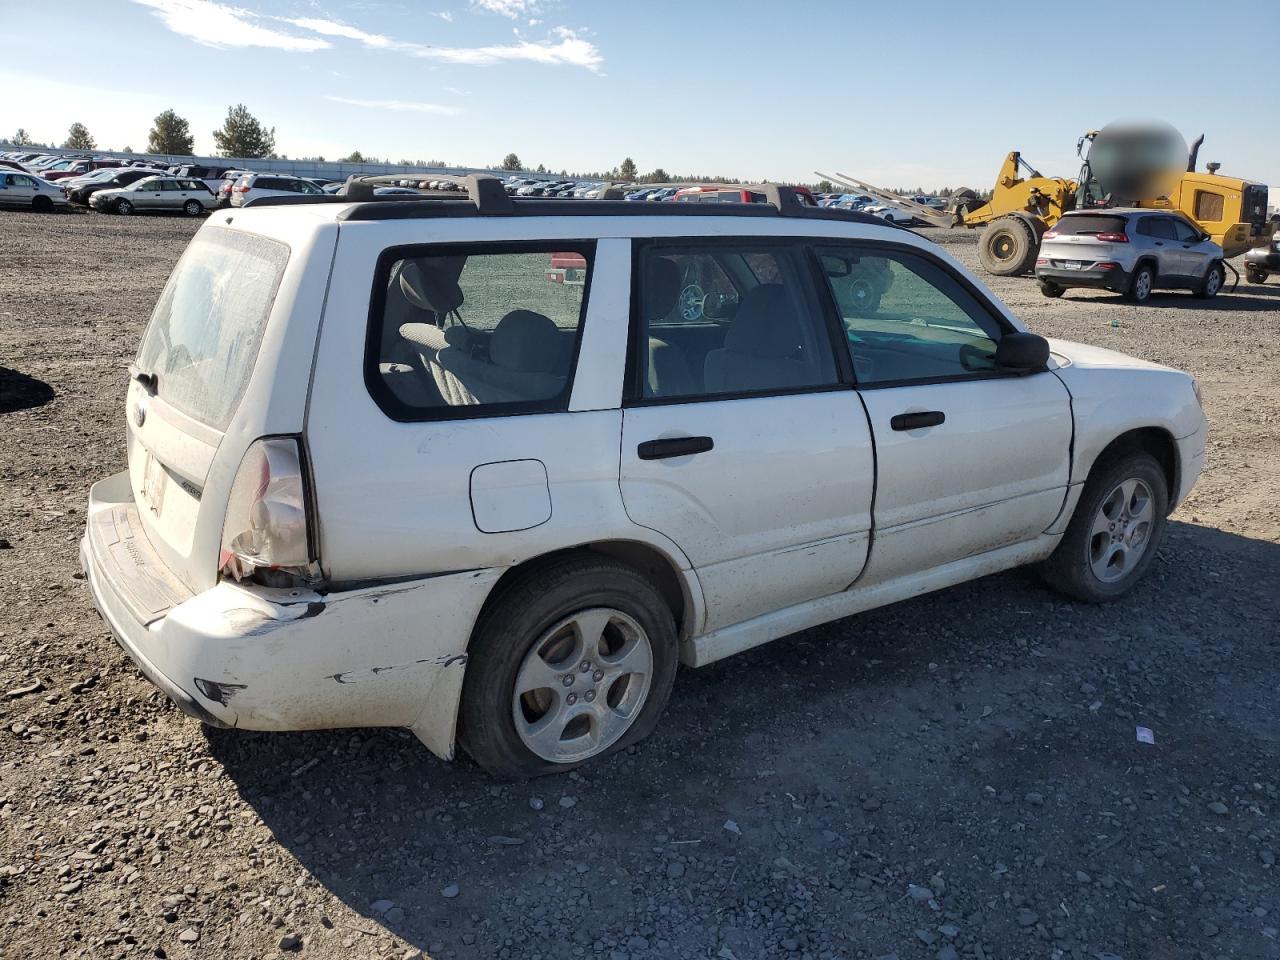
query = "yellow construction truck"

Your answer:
(820, 130), (1273, 277)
